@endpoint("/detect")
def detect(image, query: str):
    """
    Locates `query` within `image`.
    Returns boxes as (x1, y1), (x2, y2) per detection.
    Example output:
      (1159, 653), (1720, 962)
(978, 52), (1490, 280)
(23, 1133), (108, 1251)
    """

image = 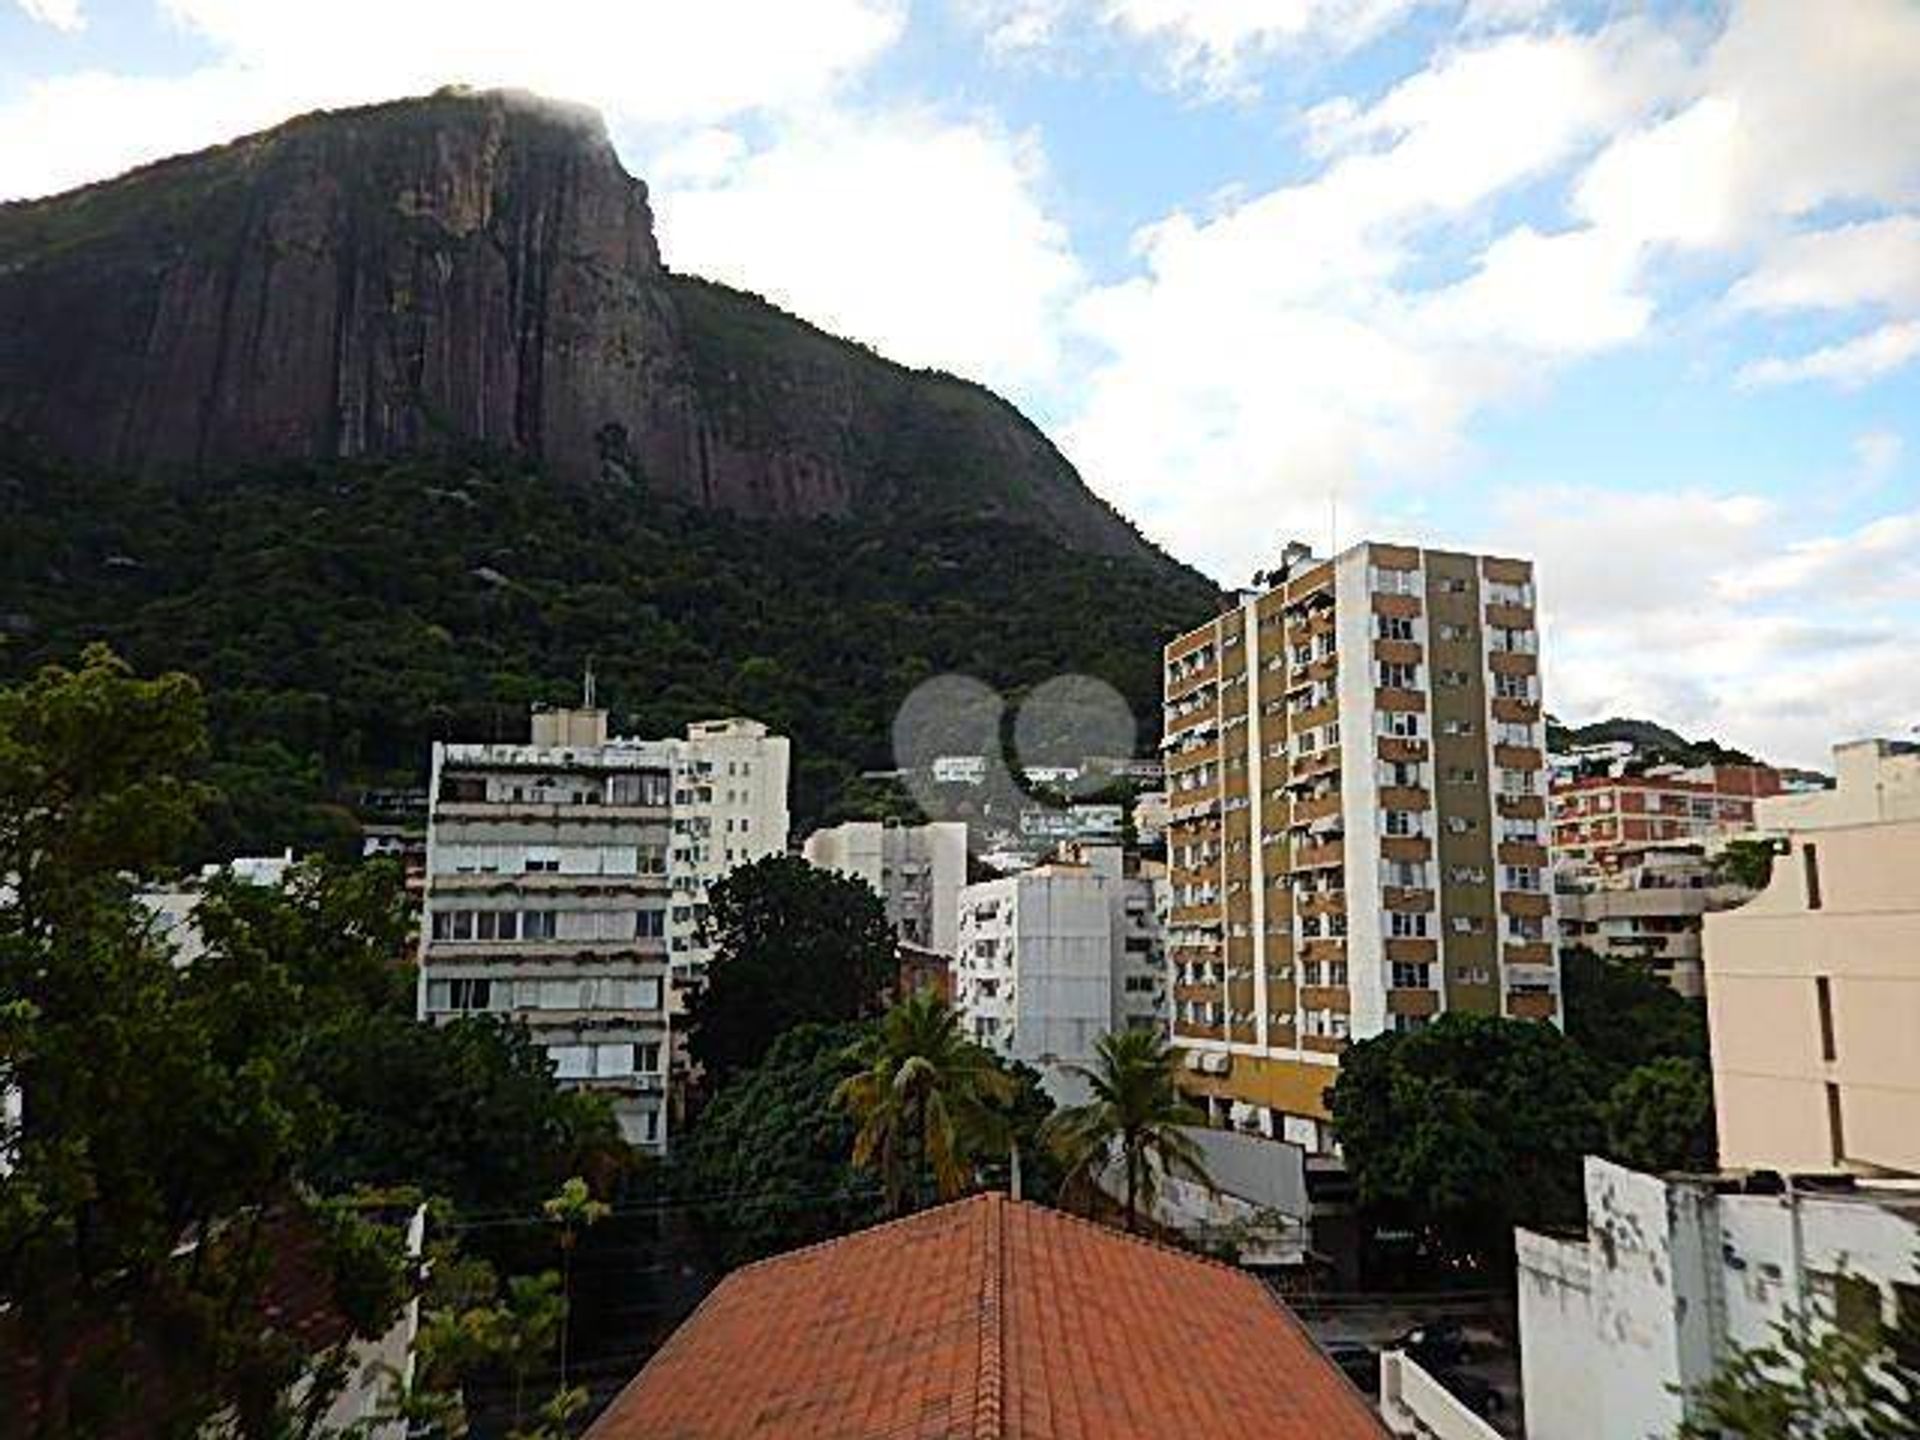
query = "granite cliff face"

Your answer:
(0, 89), (1159, 561)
